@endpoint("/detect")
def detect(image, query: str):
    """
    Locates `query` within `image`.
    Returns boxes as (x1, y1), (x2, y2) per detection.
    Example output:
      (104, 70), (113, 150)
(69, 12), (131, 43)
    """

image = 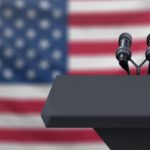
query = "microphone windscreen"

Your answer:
(119, 33), (132, 46)
(147, 33), (150, 46)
